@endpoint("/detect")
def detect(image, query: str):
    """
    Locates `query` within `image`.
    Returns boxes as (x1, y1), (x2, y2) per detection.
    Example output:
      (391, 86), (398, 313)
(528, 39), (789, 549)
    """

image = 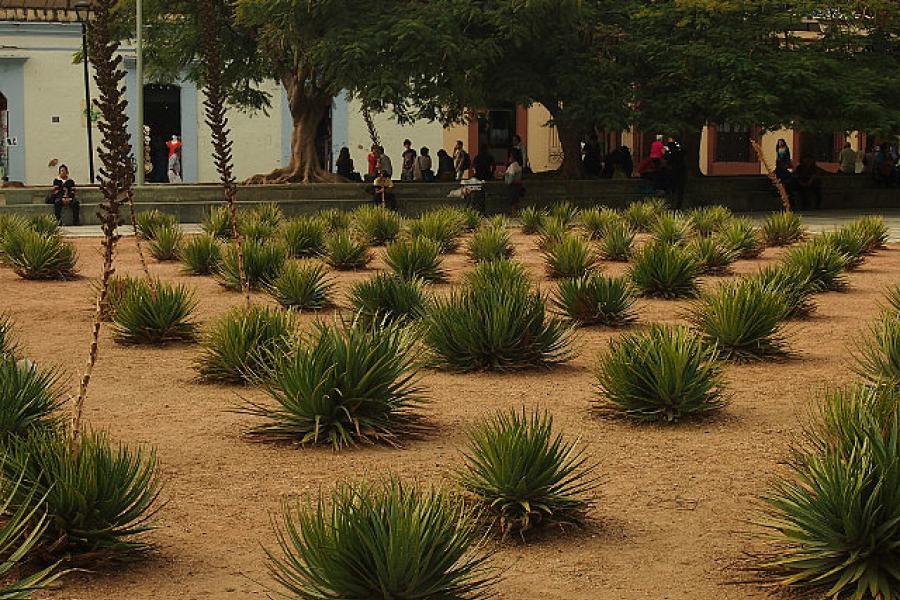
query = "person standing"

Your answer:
(436, 149), (455, 182)
(512, 134), (529, 173)
(400, 139), (416, 181)
(504, 147), (524, 213)
(774, 138), (793, 183)
(168, 146), (183, 183)
(649, 134), (666, 161)
(372, 170), (395, 208)
(414, 147), (434, 182)
(453, 140), (470, 180)
(473, 144), (496, 181)
(50, 164), (79, 225)
(376, 146), (393, 178)
(838, 142), (857, 175)
(366, 144), (379, 180)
